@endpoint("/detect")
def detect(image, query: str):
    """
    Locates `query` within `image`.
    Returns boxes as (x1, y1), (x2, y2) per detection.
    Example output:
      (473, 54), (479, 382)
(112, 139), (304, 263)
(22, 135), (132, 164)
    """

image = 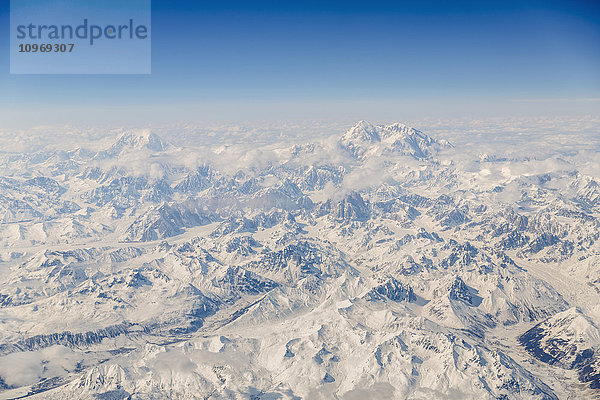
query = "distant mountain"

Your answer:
(339, 120), (453, 159)
(95, 130), (169, 159)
